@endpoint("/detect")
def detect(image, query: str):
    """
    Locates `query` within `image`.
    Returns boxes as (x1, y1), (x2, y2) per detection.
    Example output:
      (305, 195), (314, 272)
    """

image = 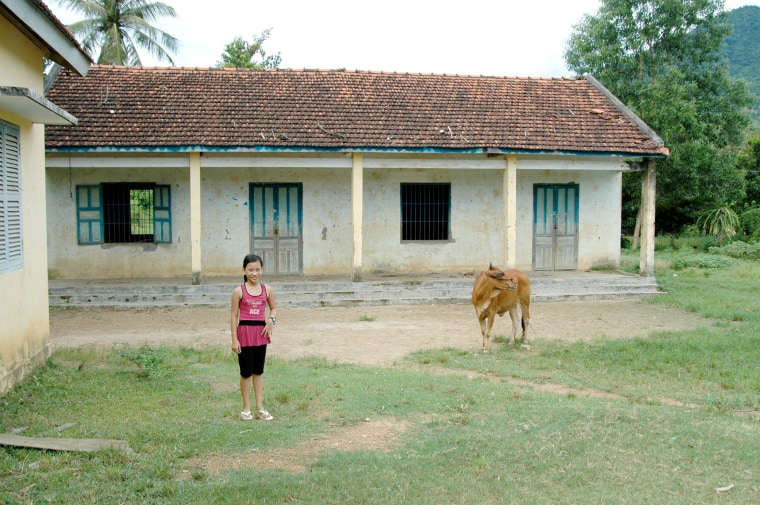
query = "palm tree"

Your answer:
(57, 0), (179, 66)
